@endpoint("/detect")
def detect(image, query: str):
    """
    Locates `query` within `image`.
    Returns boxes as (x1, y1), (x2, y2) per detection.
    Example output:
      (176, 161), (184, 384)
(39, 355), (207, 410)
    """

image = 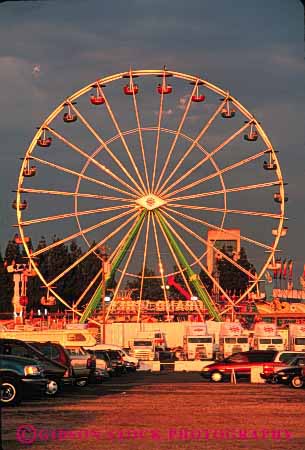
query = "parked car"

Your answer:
(262, 357), (305, 388)
(201, 350), (305, 382)
(106, 350), (128, 375)
(84, 344), (139, 371)
(64, 346), (96, 386)
(28, 341), (92, 388)
(0, 354), (47, 406)
(86, 344), (139, 367)
(85, 349), (114, 377)
(0, 339), (67, 396)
